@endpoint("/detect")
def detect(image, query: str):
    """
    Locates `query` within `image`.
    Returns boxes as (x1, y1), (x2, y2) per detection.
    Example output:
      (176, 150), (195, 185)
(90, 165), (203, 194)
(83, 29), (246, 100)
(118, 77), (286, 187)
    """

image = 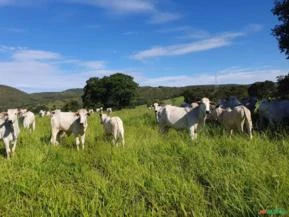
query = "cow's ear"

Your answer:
(87, 112), (91, 116)
(75, 112), (80, 116)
